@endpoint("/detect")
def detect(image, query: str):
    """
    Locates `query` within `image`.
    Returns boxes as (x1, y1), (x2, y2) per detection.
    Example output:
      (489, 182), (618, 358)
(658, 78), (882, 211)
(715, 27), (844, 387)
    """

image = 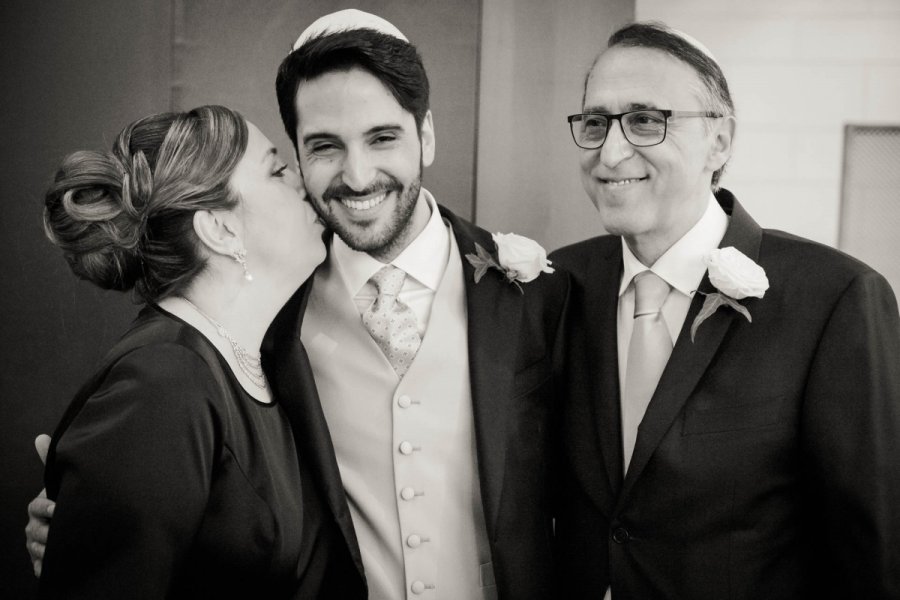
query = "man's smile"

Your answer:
(338, 191), (390, 211)
(600, 176), (647, 187)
